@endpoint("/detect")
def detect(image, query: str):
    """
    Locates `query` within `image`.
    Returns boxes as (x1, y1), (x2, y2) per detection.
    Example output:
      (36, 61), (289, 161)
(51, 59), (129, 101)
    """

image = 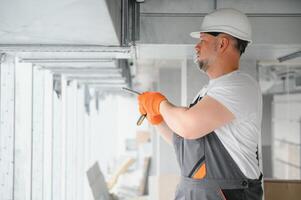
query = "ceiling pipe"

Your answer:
(20, 58), (114, 63)
(0, 44), (132, 53)
(121, 0), (129, 46)
(140, 12), (301, 18)
(73, 77), (126, 84)
(278, 50), (301, 62)
(86, 83), (127, 88)
(41, 66), (119, 70)
(65, 74), (123, 79)
(121, 0), (140, 46)
(77, 80), (126, 85)
(67, 76), (125, 81)
(43, 67), (122, 73)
